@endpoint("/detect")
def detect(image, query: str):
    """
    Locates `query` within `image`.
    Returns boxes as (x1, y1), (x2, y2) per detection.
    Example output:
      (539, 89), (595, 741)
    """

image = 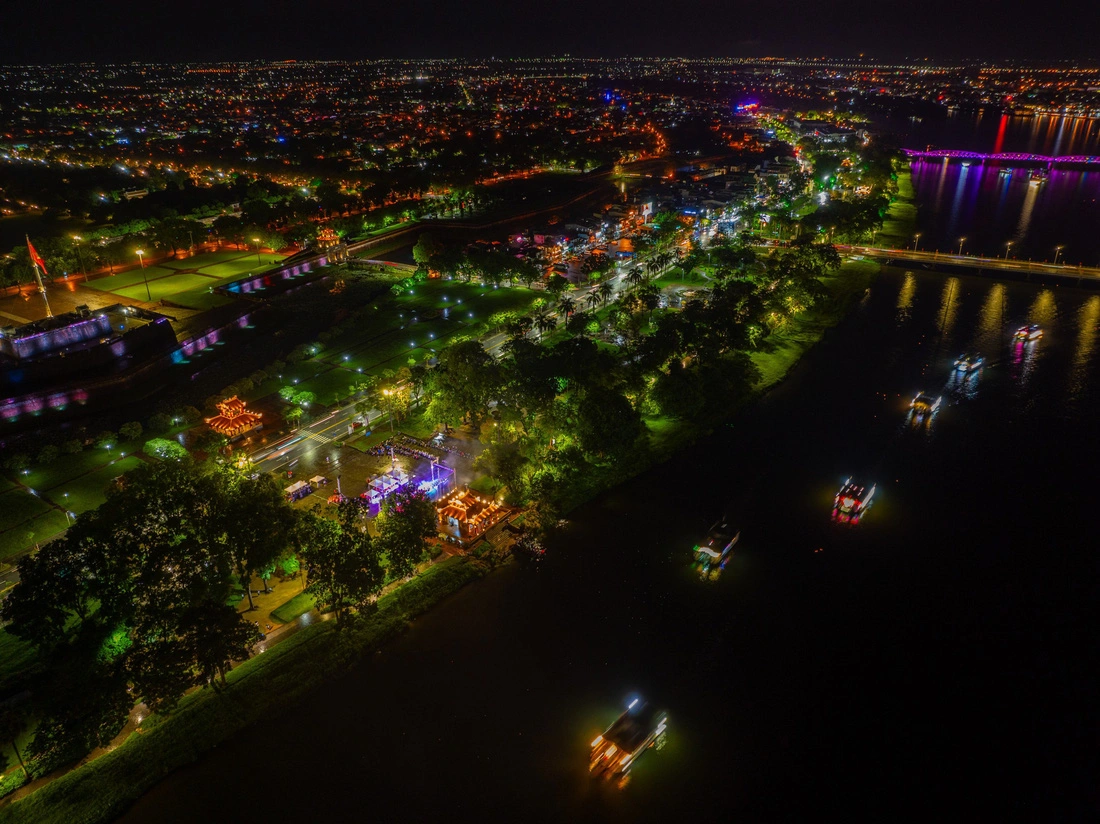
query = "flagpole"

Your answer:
(25, 235), (53, 318)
